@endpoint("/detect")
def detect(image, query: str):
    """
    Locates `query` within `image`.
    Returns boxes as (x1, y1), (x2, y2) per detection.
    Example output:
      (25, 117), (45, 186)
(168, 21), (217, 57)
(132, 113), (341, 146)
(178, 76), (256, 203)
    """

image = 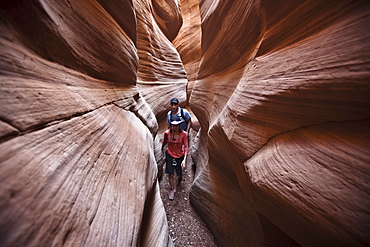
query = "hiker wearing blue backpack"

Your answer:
(166, 98), (191, 132)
